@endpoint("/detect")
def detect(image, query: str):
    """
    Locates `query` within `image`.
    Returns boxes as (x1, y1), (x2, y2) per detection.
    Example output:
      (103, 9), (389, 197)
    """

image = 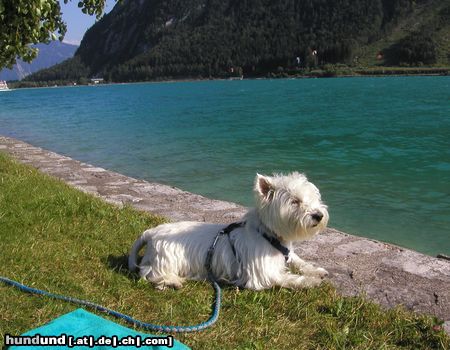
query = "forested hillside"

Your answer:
(25, 0), (450, 84)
